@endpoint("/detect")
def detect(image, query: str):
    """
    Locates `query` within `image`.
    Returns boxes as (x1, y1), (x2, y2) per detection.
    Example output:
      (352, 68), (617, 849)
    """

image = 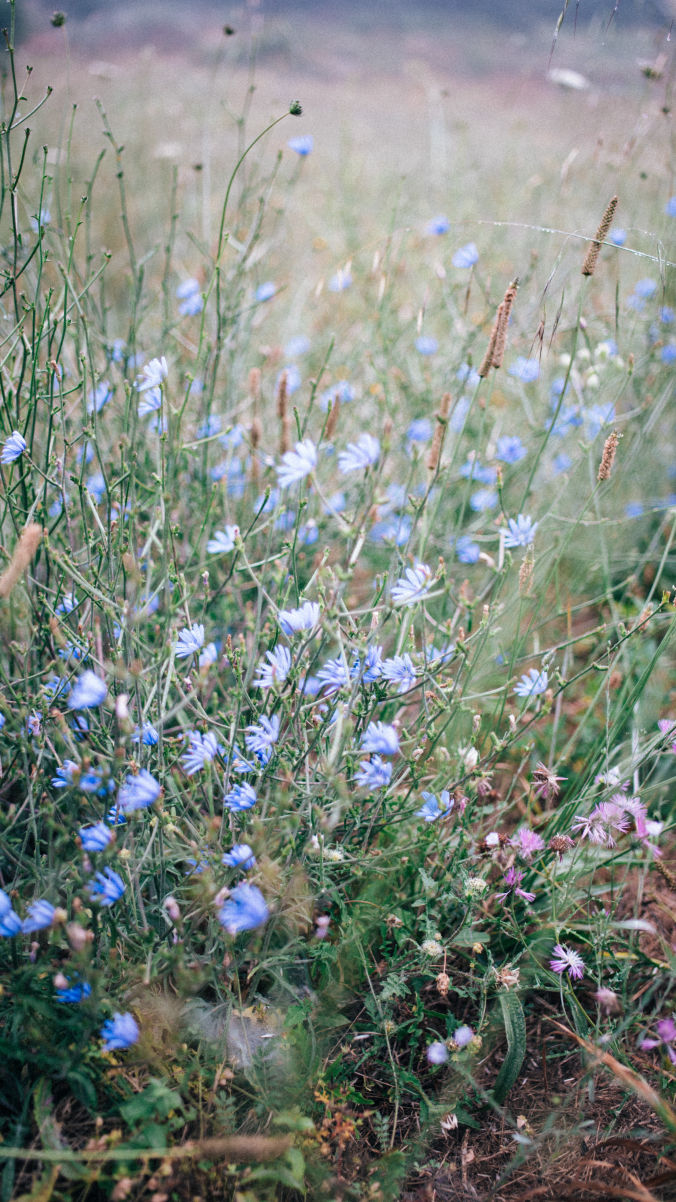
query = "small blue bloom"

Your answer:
(661, 344), (676, 364)
(454, 535), (480, 564)
(391, 563), (433, 607)
(426, 215), (450, 235)
(352, 645), (384, 683)
(26, 711), (42, 737)
(278, 600), (320, 635)
(288, 135), (313, 155)
(553, 452), (572, 474)
(222, 843), (257, 870)
(254, 644), (292, 689)
(0, 891), (22, 937)
(381, 653), (416, 693)
(328, 268), (352, 292)
(30, 207), (51, 232)
(224, 782), (257, 812)
(57, 978), (92, 1003)
(175, 623), (205, 659)
(406, 418), (433, 443)
(634, 278), (657, 299)
(86, 473), (106, 503)
(22, 900), (56, 932)
(132, 722), (160, 746)
(415, 336), (438, 355)
(52, 760), (78, 788)
(659, 306), (675, 324)
(207, 525), (241, 555)
(101, 1011), (139, 1051)
(138, 388), (161, 417)
(56, 592), (79, 616)
(217, 882), (269, 935)
(278, 364), (302, 396)
(514, 668), (549, 698)
(117, 769), (161, 813)
(199, 642), (218, 669)
(508, 357), (540, 383)
(355, 756), (392, 790)
(136, 356), (168, 392)
(608, 227), (626, 246)
(503, 514), (538, 548)
(424, 644), (455, 666)
(496, 435), (527, 463)
(370, 514), (412, 545)
(470, 488), (497, 512)
(460, 458), (497, 485)
(181, 731), (221, 776)
(317, 656), (350, 694)
(666, 196), (676, 217)
(360, 721), (399, 756)
(625, 501), (644, 518)
(320, 379), (355, 410)
(176, 277), (203, 316)
(79, 821), (113, 852)
(87, 381), (113, 414)
(285, 335), (311, 357)
(1, 431), (27, 464)
(255, 281), (276, 302)
(276, 438), (317, 488)
(452, 242), (479, 268)
(338, 433), (380, 473)
(245, 714), (280, 755)
(88, 867), (126, 906)
(456, 363), (480, 389)
(68, 671), (107, 709)
(416, 790), (453, 821)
